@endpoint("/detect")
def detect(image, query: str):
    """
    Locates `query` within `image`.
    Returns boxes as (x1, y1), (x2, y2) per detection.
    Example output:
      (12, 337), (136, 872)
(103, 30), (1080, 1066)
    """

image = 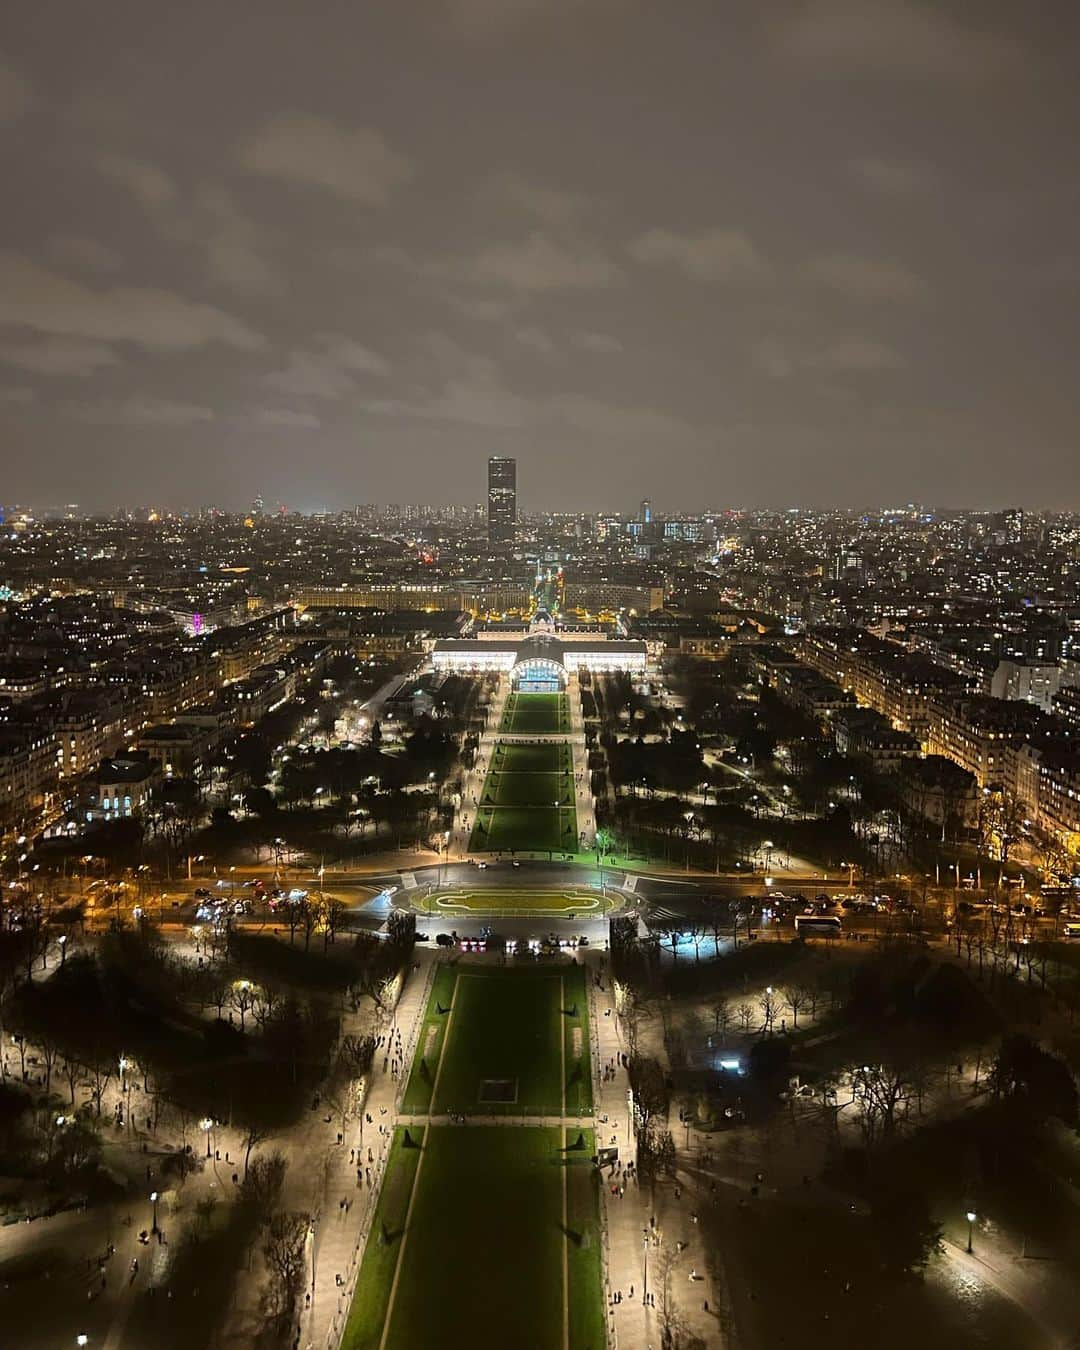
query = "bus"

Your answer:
(794, 914), (842, 938)
(1062, 922), (1080, 941)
